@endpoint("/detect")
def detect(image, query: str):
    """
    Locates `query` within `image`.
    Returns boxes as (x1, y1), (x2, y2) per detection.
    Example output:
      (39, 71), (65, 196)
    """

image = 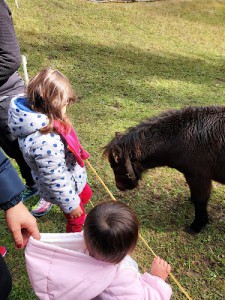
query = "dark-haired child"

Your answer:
(25, 201), (172, 300)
